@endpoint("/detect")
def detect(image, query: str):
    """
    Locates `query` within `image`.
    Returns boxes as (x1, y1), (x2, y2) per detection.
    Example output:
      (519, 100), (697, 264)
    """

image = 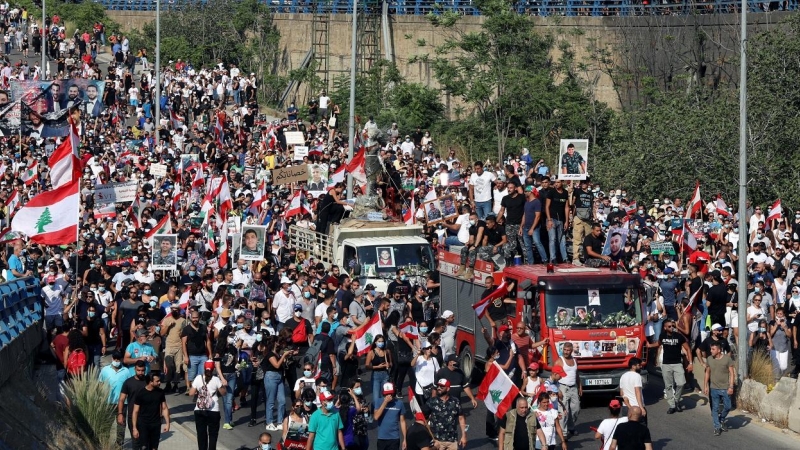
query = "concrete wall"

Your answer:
(107, 10), (791, 111)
